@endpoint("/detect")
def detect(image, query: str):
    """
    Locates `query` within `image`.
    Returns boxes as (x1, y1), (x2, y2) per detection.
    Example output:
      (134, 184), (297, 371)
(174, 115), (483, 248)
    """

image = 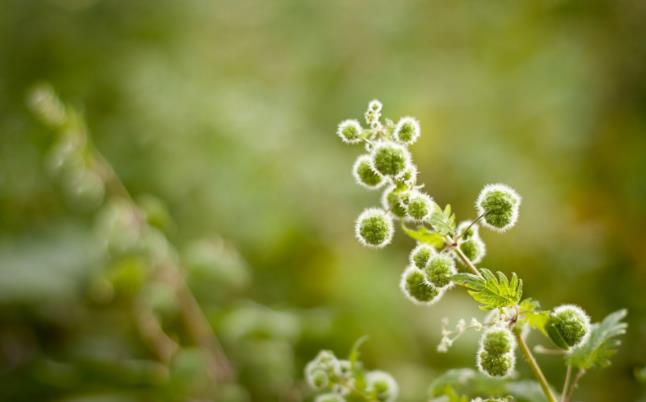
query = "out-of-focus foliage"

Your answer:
(0, 1), (645, 401)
